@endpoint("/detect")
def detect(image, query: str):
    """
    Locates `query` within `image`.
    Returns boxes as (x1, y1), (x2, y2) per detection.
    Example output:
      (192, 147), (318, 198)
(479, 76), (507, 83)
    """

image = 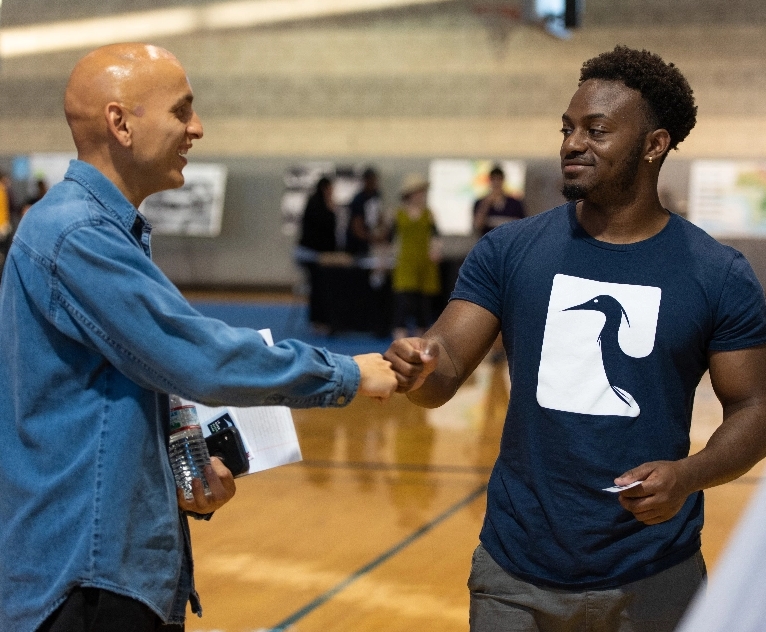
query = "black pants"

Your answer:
(393, 291), (433, 330)
(38, 587), (184, 632)
(304, 263), (331, 326)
